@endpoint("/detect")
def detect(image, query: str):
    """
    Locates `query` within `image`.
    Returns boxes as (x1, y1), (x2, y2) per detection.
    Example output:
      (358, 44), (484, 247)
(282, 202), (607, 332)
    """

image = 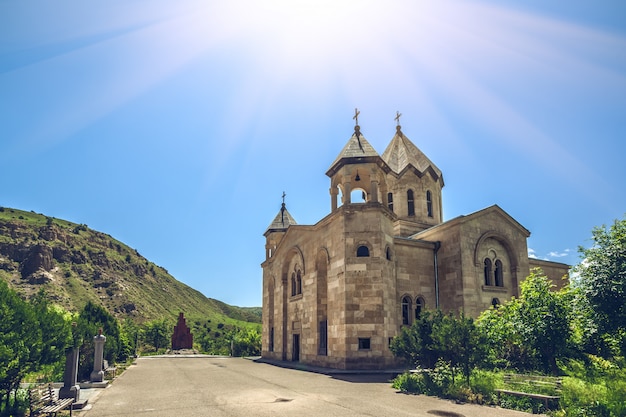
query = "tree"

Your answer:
(30, 290), (72, 370)
(76, 301), (122, 380)
(390, 310), (443, 369)
(232, 328), (261, 357)
(0, 281), (41, 408)
(575, 216), (626, 337)
(477, 269), (572, 374)
(432, 311), (486, 385)
(143, 319), (170, 351)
